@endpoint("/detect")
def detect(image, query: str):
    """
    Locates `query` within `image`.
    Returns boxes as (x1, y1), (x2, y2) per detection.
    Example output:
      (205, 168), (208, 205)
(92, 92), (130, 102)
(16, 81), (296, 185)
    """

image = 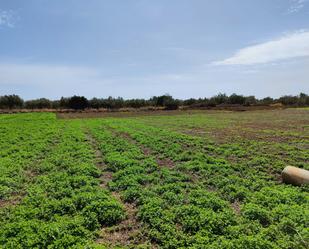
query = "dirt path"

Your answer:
(111, 129), (177, 170)
(84, 128), (146, 248)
